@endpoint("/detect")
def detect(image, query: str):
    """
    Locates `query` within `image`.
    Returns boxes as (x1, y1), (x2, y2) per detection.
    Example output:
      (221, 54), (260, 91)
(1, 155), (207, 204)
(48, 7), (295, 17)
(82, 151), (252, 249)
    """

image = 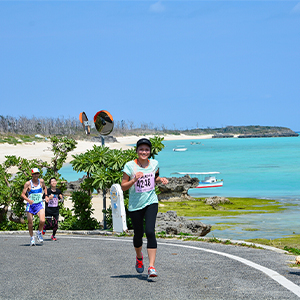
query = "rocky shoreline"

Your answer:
(155, 210), (211, 236)
(156, 175), (199, 201)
